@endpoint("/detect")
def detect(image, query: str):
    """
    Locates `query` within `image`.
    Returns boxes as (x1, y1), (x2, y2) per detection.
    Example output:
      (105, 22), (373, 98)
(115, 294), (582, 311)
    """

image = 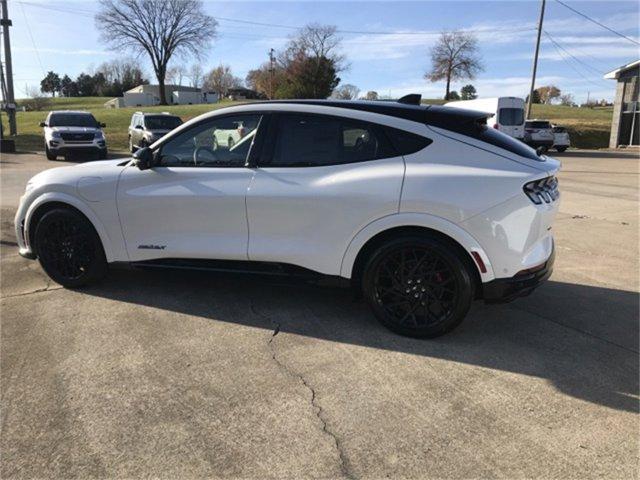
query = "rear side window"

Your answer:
(384, 128), (432, 156)
(474, 128), (541, 160)
(267, 114), (395, 167)
(498, 108), (524, 126)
